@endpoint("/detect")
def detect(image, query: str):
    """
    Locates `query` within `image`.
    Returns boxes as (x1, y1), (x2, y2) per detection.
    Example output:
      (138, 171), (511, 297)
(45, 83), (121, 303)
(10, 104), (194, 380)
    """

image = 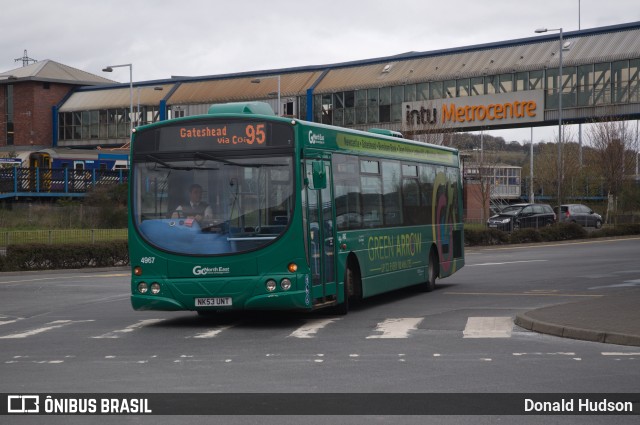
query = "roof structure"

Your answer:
(0, 59), (114, 85)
